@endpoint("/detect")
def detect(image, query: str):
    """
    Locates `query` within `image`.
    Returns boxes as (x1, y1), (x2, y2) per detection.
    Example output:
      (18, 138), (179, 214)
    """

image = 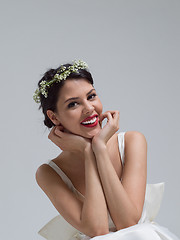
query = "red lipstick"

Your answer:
(81, 114), (98, 123)
(80, 114), (99, 128)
